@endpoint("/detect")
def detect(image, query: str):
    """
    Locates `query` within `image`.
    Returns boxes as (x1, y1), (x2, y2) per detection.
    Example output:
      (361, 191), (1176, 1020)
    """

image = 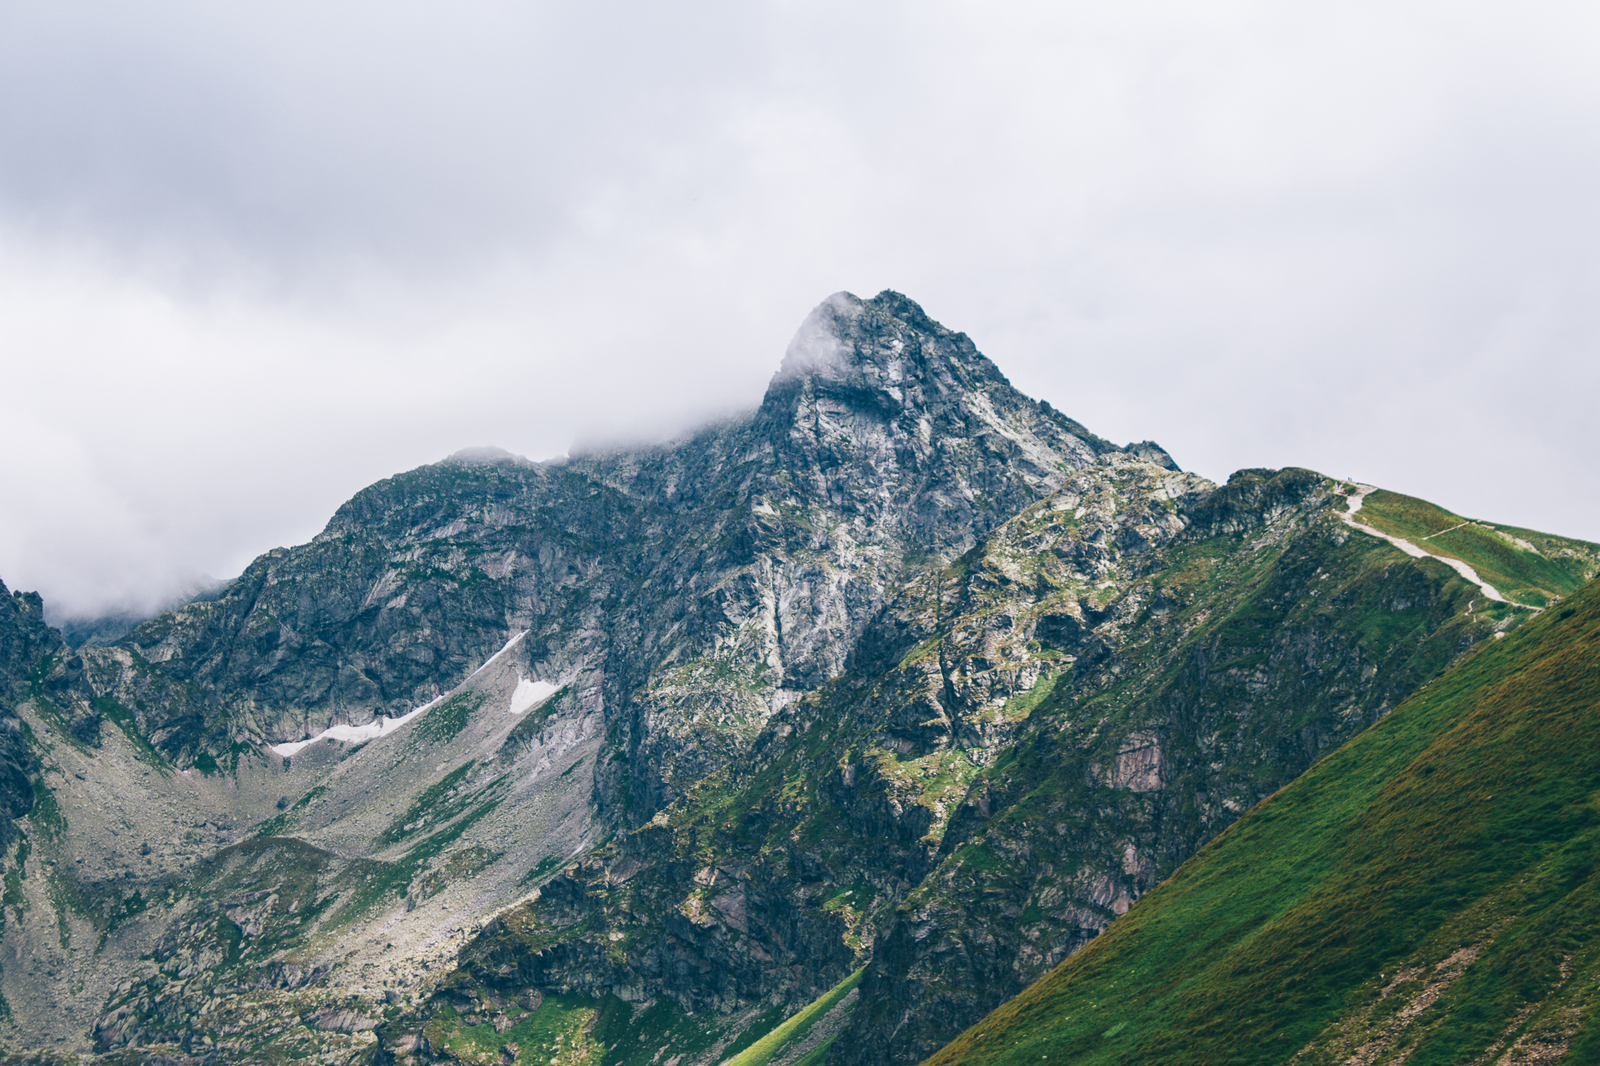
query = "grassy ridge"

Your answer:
(1358, 489), (1599, 607)
(925, 577), (1600, 1066)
